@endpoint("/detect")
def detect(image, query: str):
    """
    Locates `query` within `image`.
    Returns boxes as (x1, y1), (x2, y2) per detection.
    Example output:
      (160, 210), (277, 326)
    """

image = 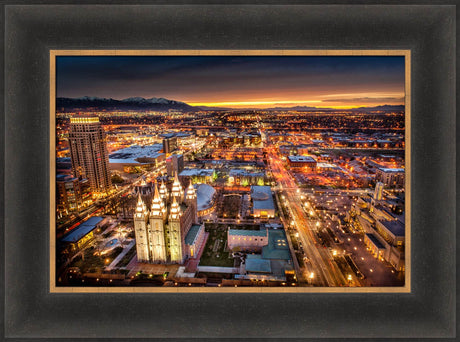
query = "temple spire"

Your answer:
(186, 179), (196, 200)
(159, 178), (168, 201)
(150, 181), (166, 218)
(135, 192), (147, 218)
(171, 172), (184, 202)
(153, 181), (161, 200)
(169, 195), (182, 220)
